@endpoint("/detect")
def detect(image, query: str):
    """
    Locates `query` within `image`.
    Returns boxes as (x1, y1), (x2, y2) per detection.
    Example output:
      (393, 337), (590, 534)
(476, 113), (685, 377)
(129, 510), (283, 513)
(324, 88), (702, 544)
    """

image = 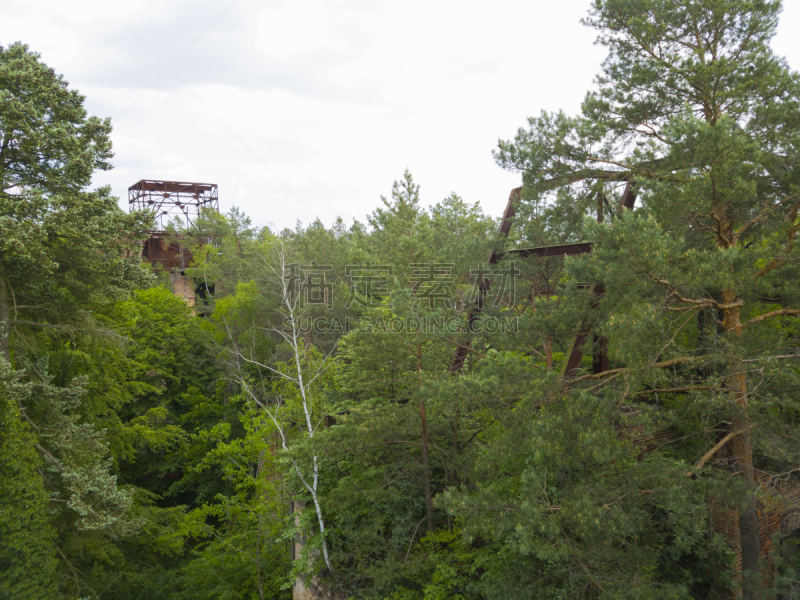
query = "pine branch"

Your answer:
(634, 385), (717, 396)
(36, 443), (64, 472)
(568, 355), (701, 385)
(741, 307), (800, 329)
(688, 430), (742, 475)
(54, 543), (99, 600)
